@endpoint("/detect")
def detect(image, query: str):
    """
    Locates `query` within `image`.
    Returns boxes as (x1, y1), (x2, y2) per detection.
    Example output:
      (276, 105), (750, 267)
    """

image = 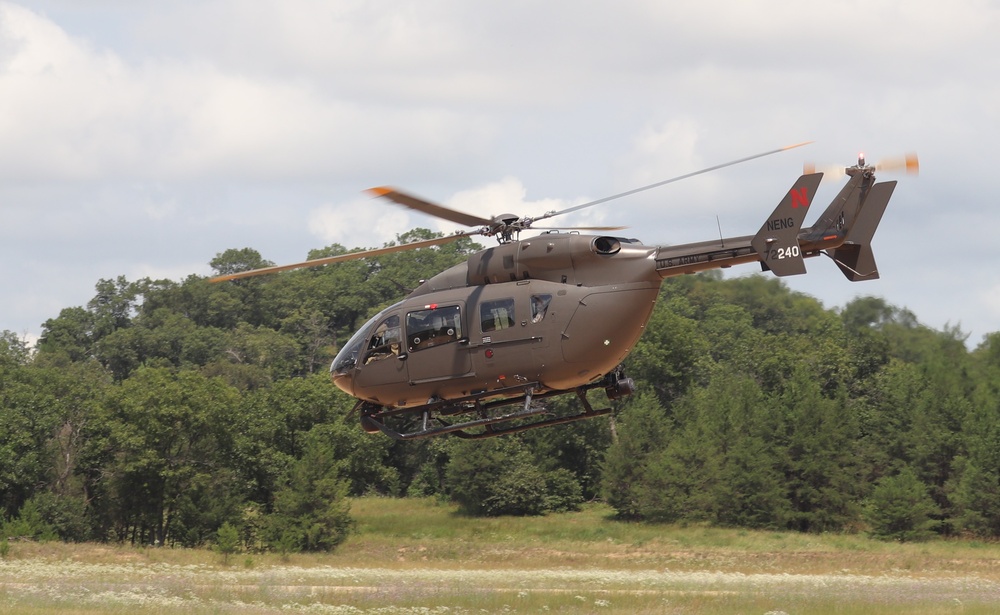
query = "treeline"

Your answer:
(2, 230), (1000, 550)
